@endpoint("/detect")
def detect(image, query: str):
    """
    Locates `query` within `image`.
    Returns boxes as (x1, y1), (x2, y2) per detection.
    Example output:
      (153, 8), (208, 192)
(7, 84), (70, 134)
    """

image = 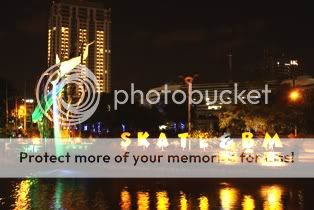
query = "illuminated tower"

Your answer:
(48, 0), (111, 93)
